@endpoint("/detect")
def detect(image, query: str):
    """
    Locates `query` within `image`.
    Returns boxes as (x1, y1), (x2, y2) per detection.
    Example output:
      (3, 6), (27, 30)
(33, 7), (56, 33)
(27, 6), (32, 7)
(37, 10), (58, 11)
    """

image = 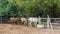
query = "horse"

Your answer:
(28, 17), (38, 27)
(28, 17), (41, 27)
(20, 18), (27, 25)
(9, 17), (27, 25)
(9, 17), (17, 24)
(15, 17), (21, 24)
